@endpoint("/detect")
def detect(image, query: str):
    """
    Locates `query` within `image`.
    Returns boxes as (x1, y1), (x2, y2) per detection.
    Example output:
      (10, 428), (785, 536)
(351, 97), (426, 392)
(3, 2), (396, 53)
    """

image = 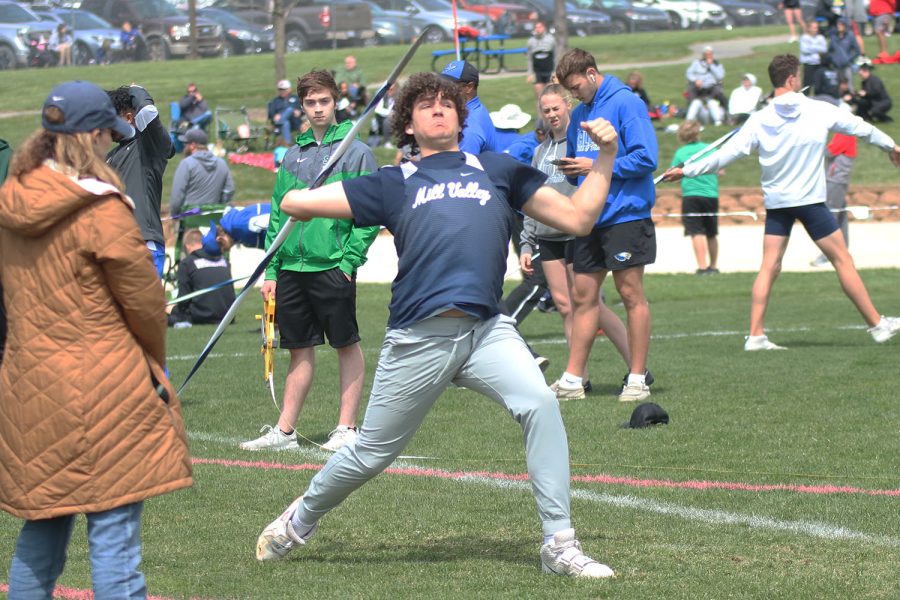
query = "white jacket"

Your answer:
(684, 92), (895, 209)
